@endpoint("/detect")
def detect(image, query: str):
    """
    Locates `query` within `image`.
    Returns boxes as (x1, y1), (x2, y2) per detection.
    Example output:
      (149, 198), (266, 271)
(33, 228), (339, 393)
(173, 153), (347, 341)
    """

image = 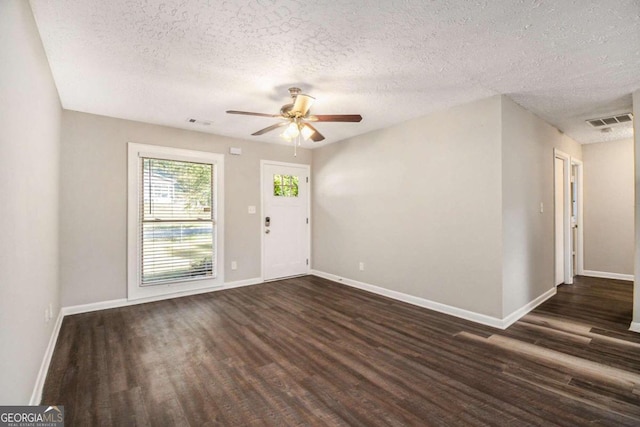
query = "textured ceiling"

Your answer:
(30, 0), (639, 147)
